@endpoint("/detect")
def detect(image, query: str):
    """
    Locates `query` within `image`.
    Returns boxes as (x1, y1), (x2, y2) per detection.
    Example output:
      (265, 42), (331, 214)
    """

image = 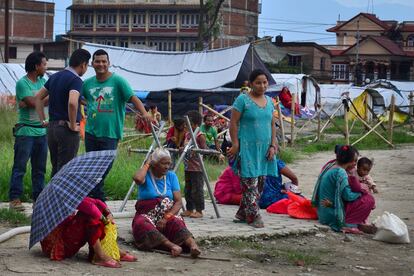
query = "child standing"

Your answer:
(357, 157), (378, 194)
(182, 111), (208, 218)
